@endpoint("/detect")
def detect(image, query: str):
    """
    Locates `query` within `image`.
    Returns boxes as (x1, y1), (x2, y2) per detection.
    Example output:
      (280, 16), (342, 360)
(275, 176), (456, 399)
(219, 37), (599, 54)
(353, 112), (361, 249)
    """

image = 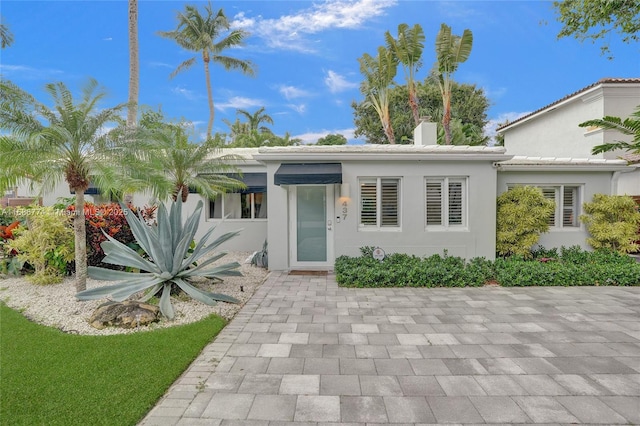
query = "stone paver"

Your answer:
(140, 272), (640, 425)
